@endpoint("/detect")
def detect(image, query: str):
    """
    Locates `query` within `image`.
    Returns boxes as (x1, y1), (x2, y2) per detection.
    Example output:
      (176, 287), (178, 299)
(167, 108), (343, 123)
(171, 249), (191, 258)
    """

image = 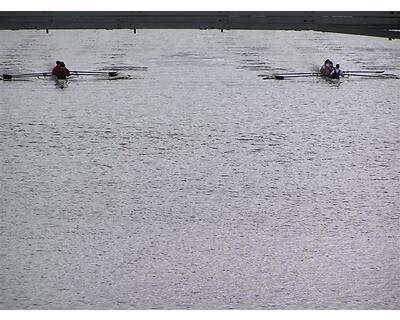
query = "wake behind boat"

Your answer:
(54, 77), (68, 88)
